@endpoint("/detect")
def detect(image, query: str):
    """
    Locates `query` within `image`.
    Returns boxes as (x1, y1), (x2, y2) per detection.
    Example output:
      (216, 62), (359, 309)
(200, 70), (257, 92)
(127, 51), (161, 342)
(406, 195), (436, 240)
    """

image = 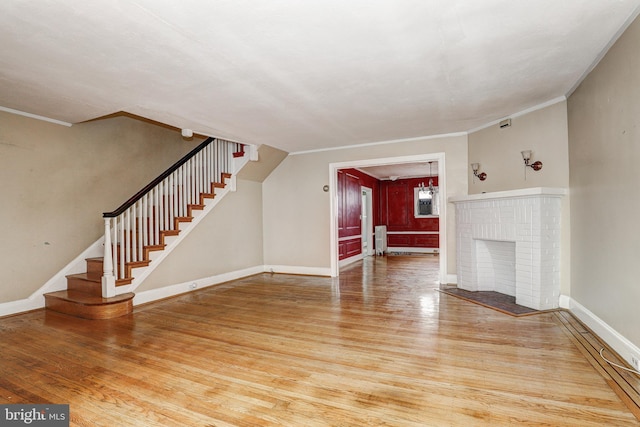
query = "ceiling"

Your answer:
(1, 1), (639, 154)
